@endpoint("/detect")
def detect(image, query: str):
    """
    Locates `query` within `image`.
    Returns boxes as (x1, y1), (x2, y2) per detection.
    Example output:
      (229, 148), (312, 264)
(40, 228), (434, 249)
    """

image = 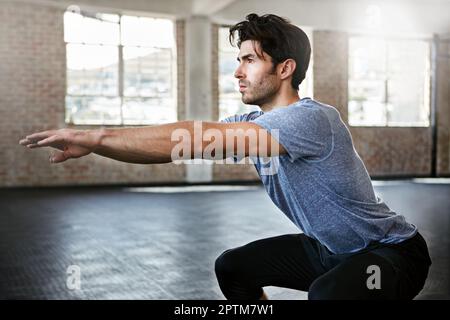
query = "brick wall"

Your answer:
(313, 30), (349, 122)
(176, 19), (186, 122)
(211, 23), (219, 123)
(0, 1), (185, 187)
